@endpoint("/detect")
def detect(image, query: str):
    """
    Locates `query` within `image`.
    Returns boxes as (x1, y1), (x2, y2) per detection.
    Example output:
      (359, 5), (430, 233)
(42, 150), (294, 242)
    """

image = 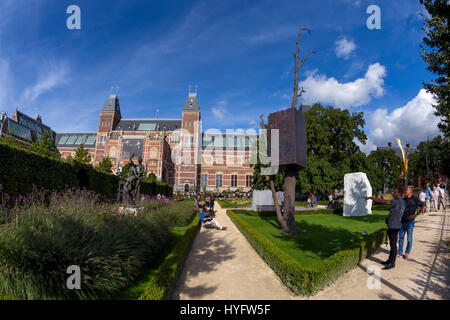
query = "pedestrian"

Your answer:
(307, 196), (312, 208)
(438, 184), (446, 212)
(398, 186), (426, 259)
(365, 187), (405, 270)
(425, 183), (432, 213)
(419, 189), (426, 205)
(313, 195), (317, 207)
(431, 187), (439, 212)
(328, 193), (333, 205)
